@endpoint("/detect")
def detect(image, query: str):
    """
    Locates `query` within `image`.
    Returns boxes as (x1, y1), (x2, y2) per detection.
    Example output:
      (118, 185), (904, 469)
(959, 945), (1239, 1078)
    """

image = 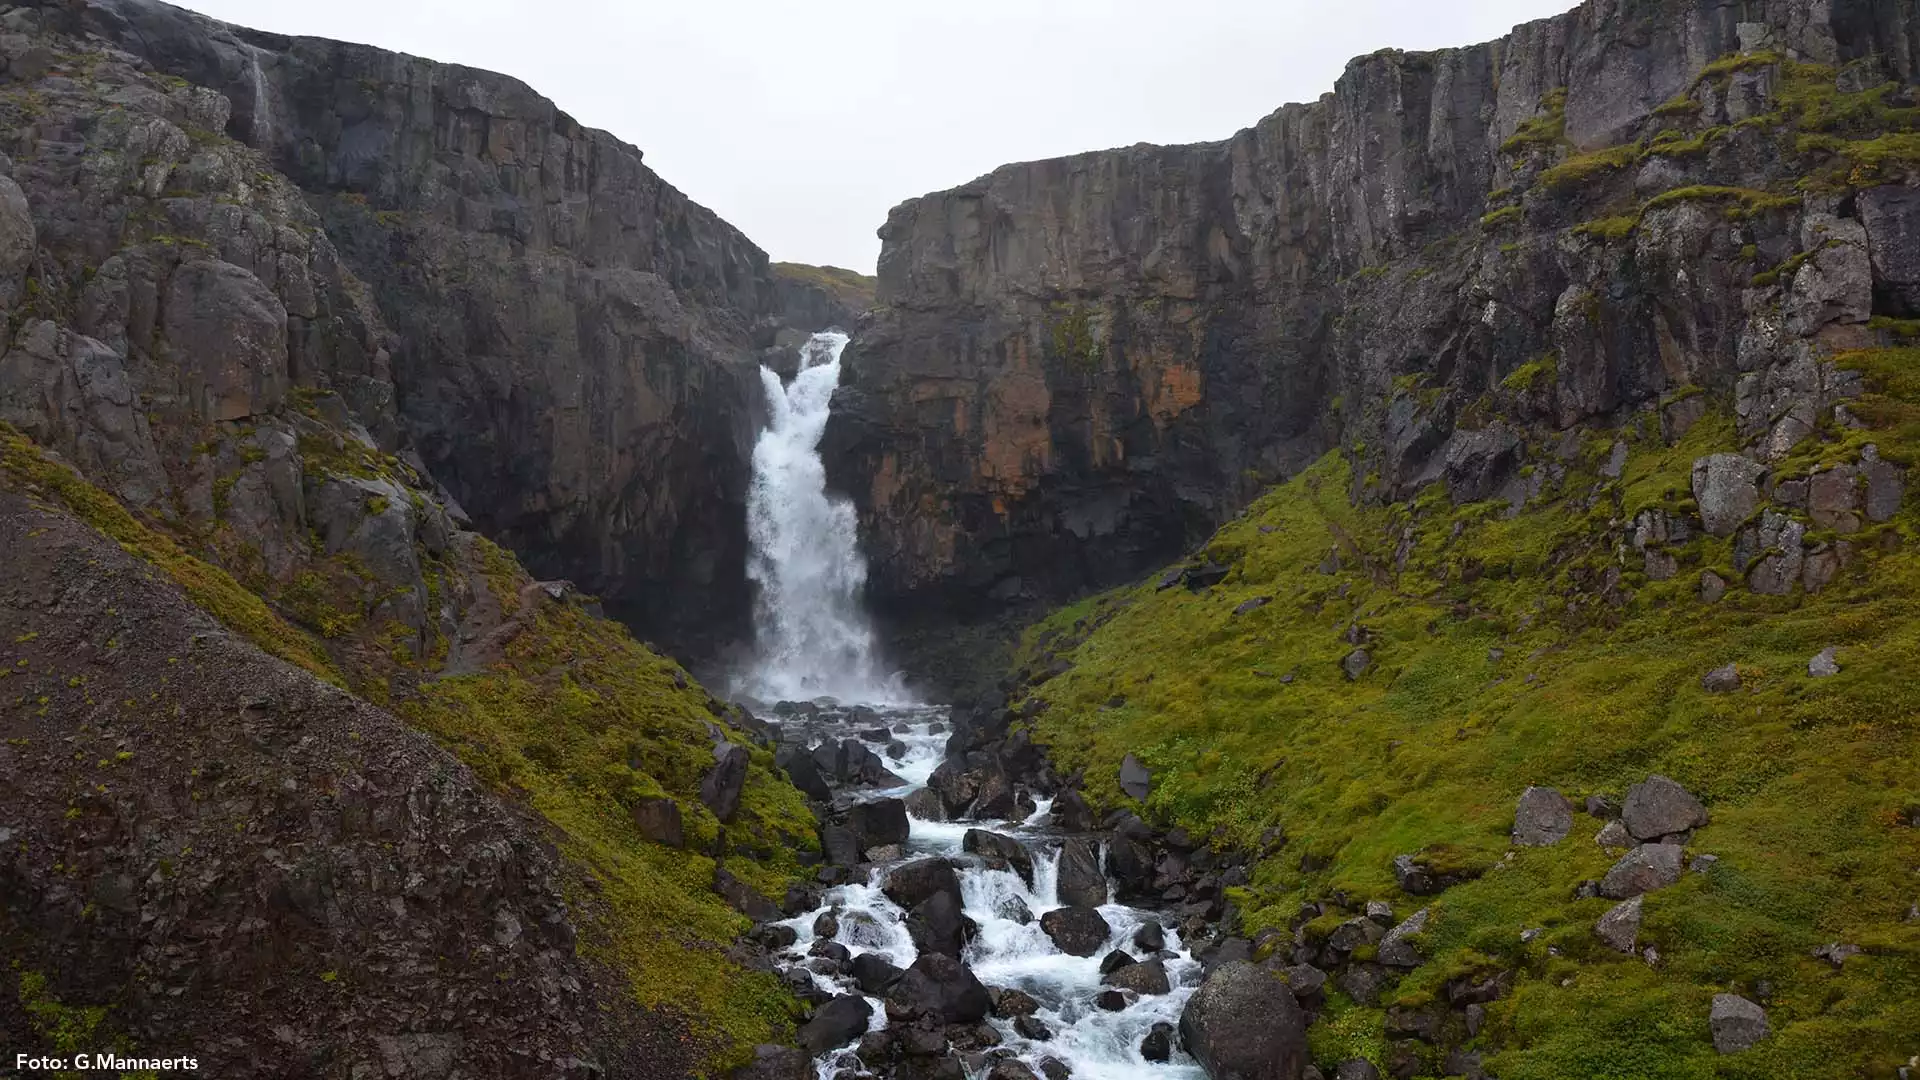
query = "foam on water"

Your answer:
(777, 705), (1208, 1080)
